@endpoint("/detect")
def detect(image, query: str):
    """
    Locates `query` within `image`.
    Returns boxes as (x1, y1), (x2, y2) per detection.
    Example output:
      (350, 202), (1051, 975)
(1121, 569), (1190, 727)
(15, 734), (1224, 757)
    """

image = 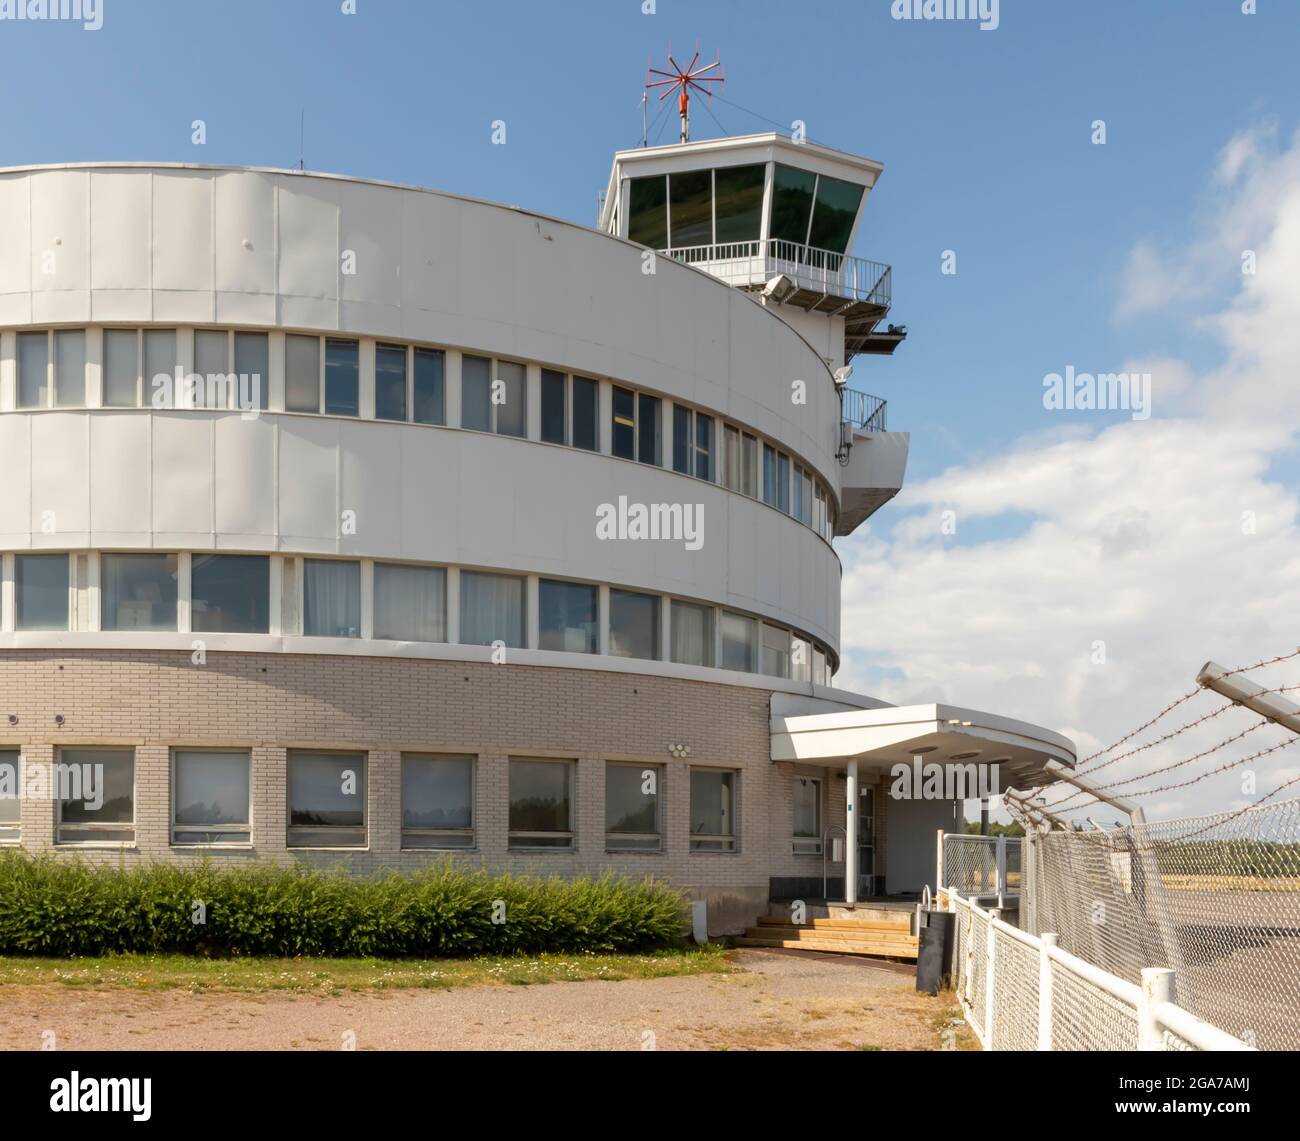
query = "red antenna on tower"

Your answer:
(646, 45), (724, 145)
